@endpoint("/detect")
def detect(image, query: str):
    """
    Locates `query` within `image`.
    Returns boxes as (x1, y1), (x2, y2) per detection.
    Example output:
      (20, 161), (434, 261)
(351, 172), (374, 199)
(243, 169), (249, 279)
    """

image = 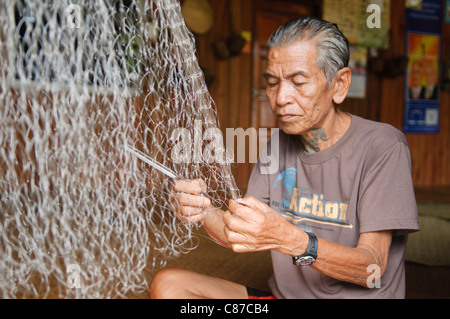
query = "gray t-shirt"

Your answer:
(246, 114), (420, 299)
